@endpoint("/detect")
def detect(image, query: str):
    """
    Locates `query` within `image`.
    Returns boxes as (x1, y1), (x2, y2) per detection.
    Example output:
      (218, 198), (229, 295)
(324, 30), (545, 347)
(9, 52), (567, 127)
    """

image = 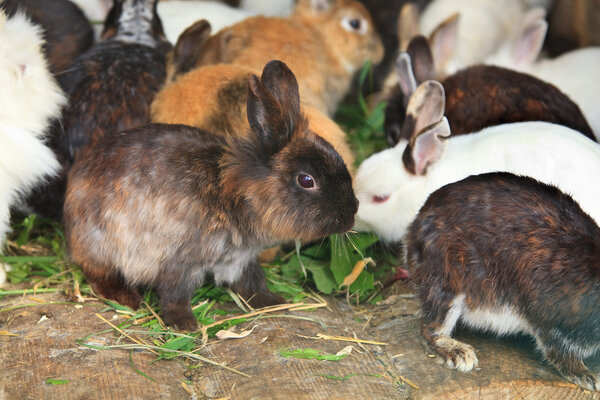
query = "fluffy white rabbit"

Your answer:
(0, 11), (66, 284)
(354, 80), (600, 242)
